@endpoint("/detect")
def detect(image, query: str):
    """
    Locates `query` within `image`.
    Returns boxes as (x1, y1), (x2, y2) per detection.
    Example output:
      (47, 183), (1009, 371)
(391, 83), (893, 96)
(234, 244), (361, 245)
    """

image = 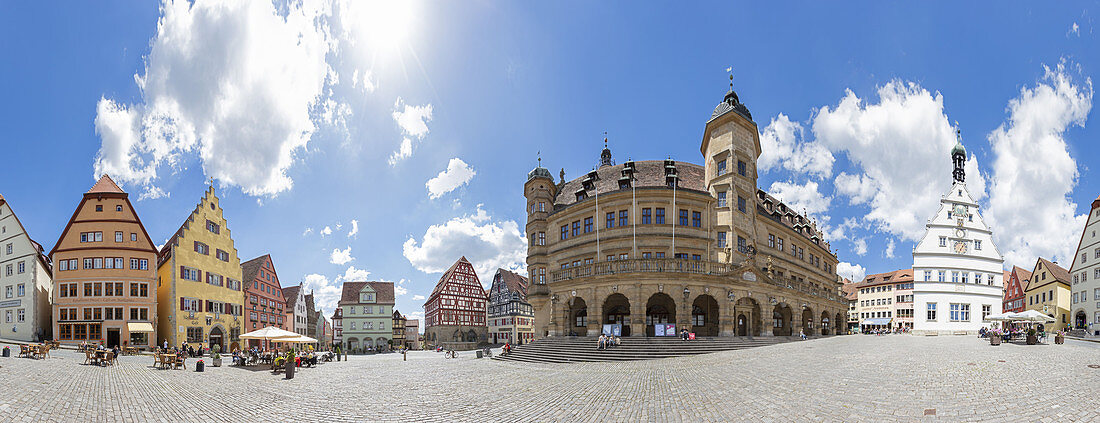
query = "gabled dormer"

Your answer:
(359, 284), (377, 304)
